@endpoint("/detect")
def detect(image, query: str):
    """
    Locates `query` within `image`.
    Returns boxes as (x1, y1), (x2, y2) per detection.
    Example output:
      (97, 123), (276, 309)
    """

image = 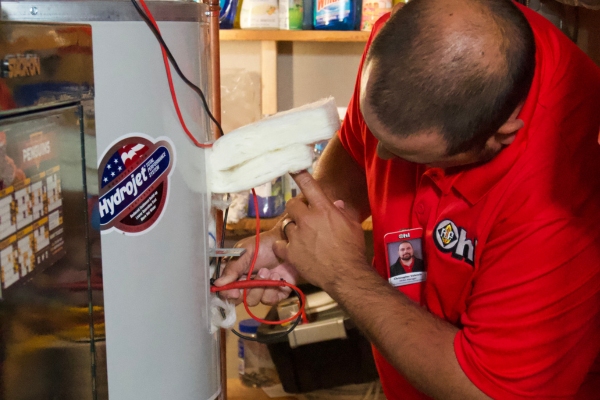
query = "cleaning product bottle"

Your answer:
(279, 0), (303, 29)
(234, 0), (244, 28)
(360, 0), (391, 31)
(237, 319), (279, 388)
(220, 0), (238, 29)
(313, 0), (358, 30)
(240, 0), (279, 29)
(302, 0), (314, 29)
